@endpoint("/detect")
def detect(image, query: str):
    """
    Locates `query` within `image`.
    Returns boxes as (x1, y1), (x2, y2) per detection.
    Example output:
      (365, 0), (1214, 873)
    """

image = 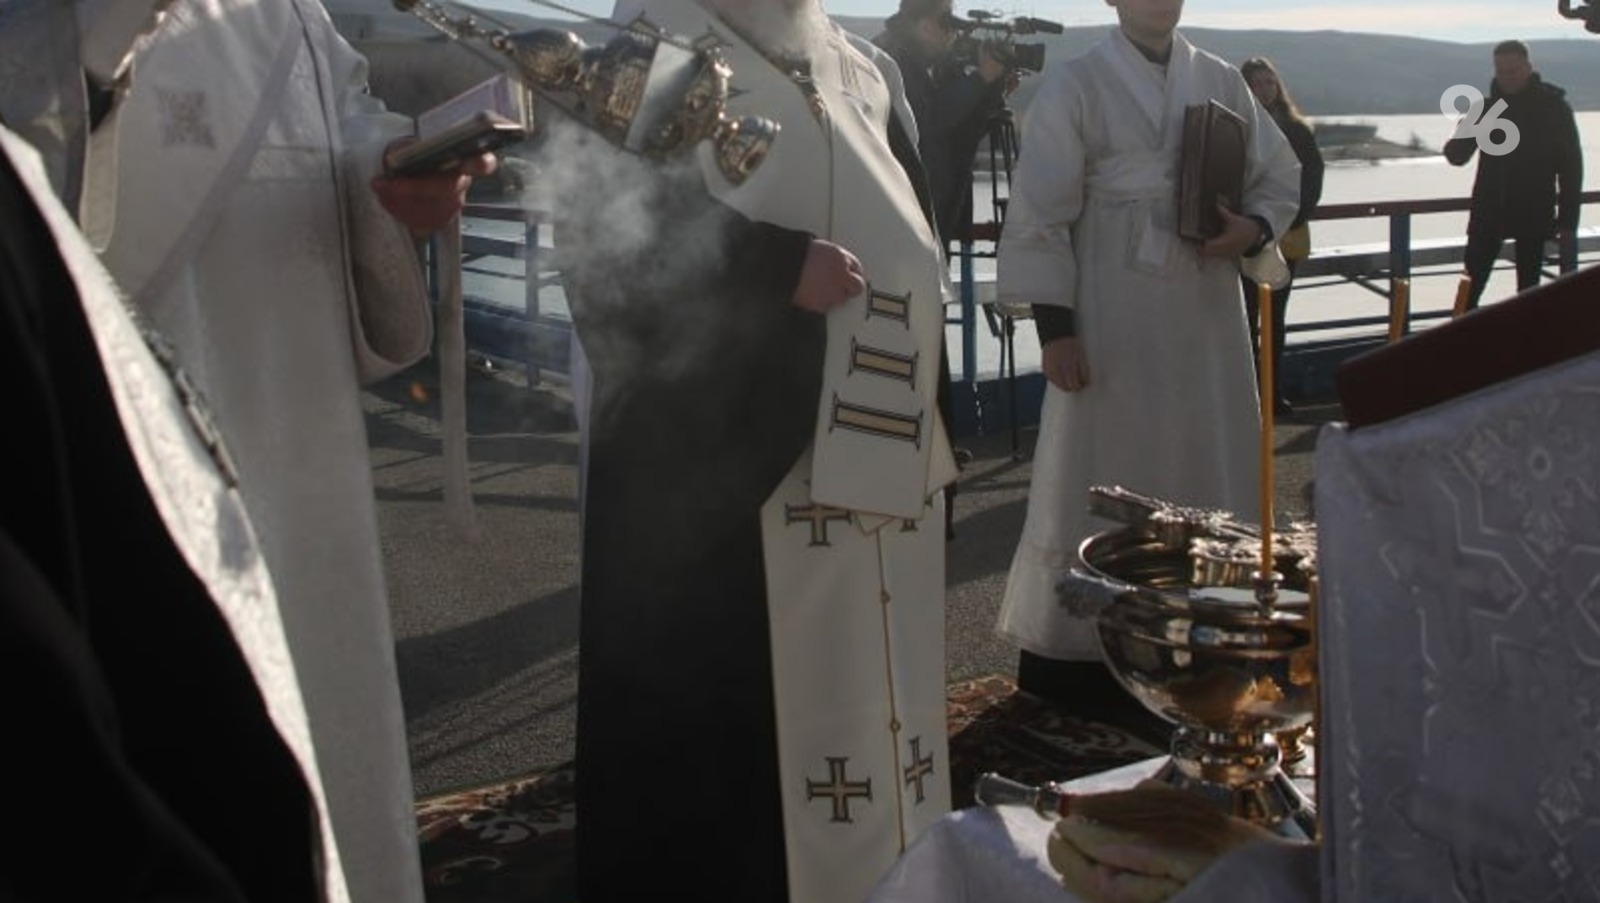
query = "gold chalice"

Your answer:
(1075, 486), (1319, 839)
